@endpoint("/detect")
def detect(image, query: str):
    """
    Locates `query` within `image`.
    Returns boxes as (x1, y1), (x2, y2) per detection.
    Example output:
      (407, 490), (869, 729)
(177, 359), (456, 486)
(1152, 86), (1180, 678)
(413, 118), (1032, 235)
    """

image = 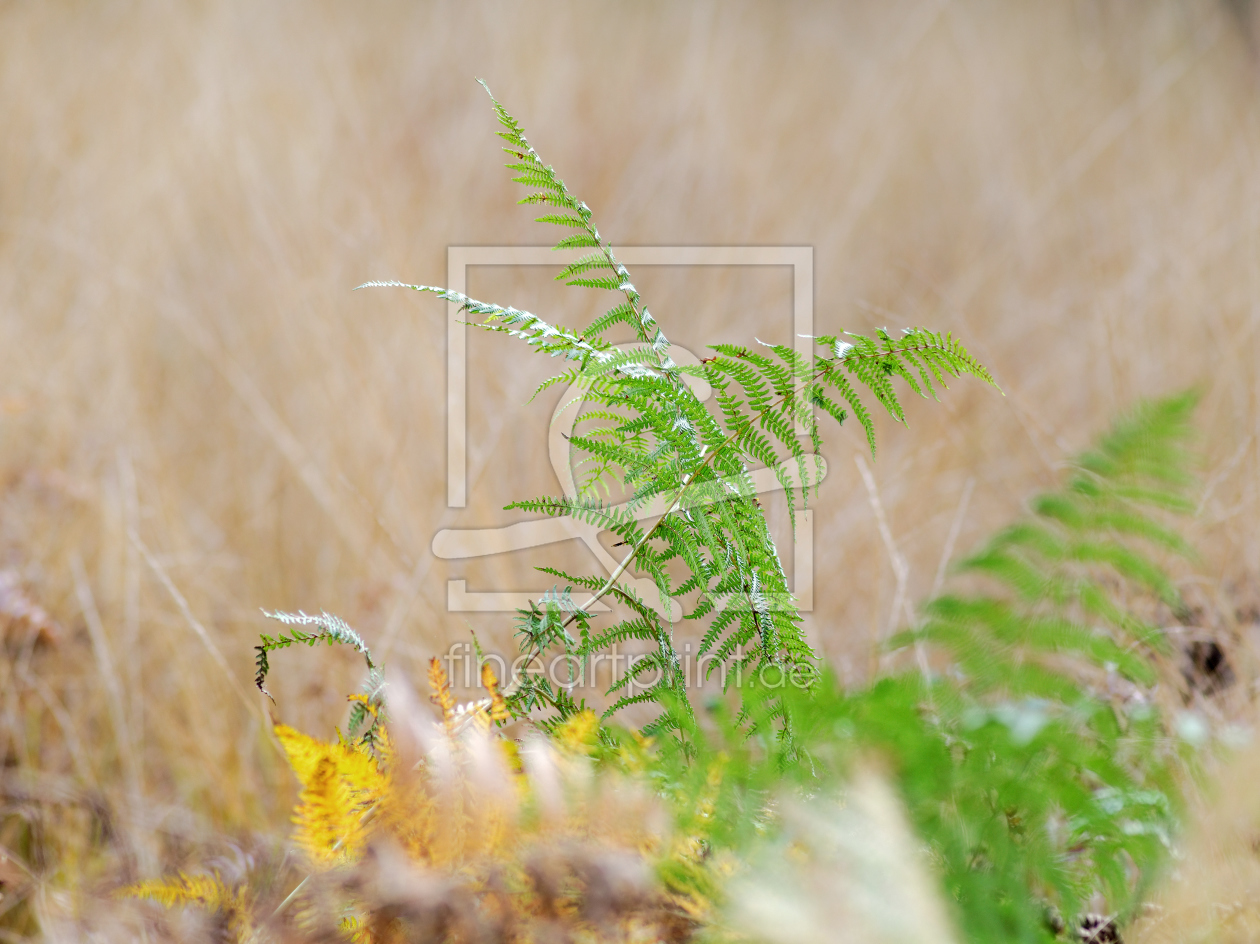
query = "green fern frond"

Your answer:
(552, 232), (602, 250)
(255, 609), (374, 702)
(899, 389), (1199, 700)
(363, 84), (995, 741)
